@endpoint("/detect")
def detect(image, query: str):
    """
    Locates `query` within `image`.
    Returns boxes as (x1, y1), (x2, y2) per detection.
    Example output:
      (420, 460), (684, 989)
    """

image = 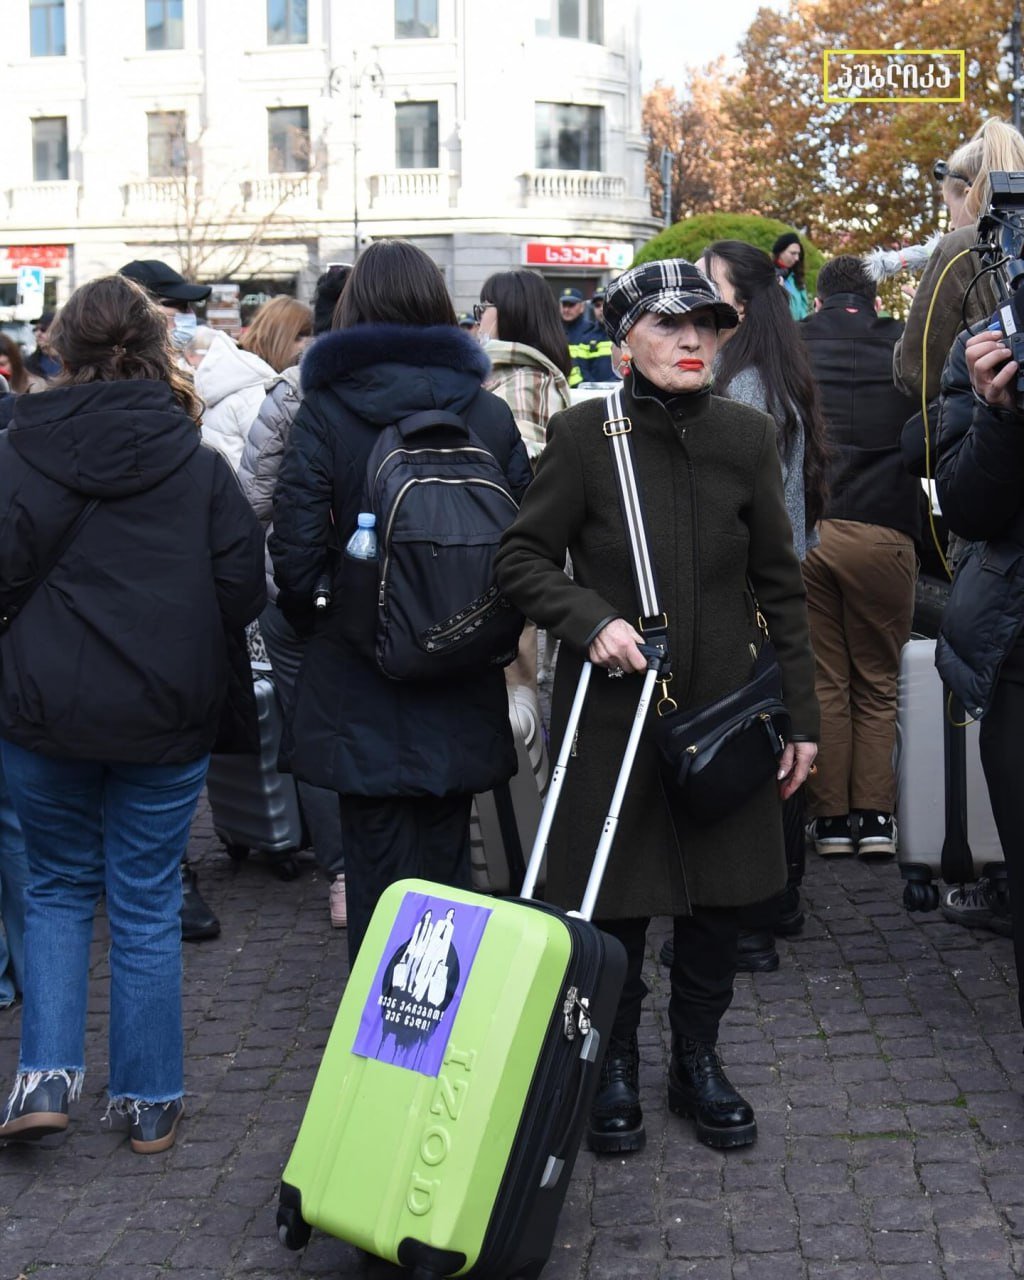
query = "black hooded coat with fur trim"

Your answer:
(269, 323), (532, 797)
